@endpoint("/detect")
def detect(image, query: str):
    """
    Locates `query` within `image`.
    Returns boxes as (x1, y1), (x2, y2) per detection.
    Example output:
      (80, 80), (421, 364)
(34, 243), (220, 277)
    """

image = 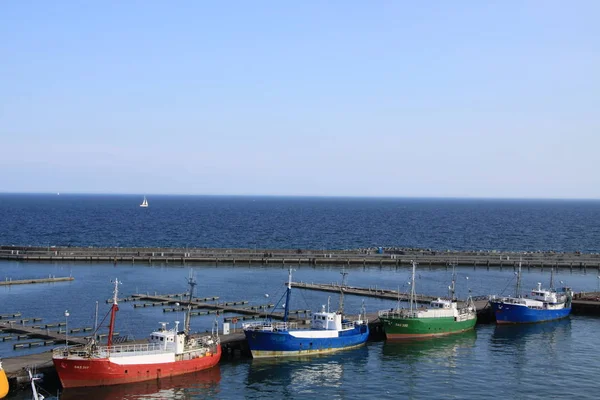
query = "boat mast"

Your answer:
(107, 278), (120, 348)
(410, 261), (417, 313)
(339, 267), (348, 314)
(184, 271), (197, 335)
(515, 260), (522, 298)
(360, 300), (366, 321)
(283, 267), (292, 322)
(449, 261), (457, 301)
(94, 300), (99, 332)
(550, 265), (555, 289)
